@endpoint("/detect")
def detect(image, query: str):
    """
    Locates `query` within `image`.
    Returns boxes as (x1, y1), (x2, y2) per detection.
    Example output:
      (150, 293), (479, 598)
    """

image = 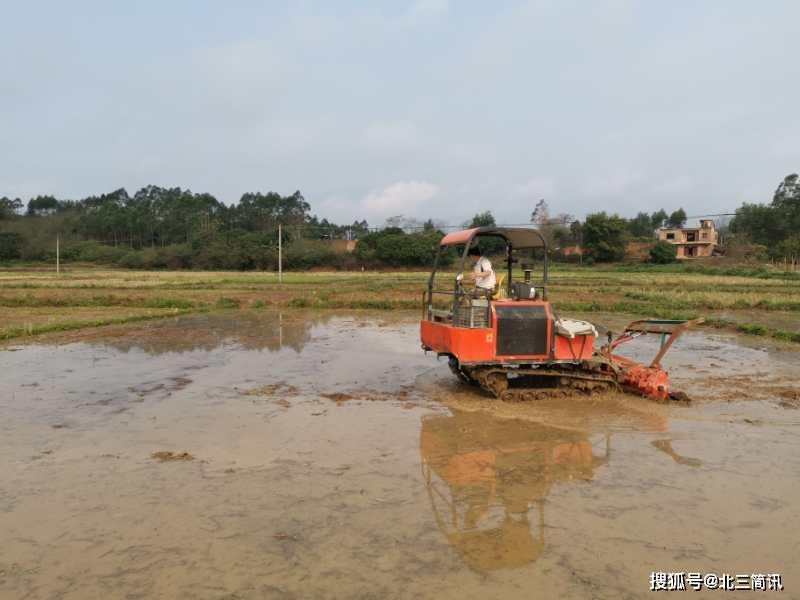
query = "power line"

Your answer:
(685, 213), (736, 218)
